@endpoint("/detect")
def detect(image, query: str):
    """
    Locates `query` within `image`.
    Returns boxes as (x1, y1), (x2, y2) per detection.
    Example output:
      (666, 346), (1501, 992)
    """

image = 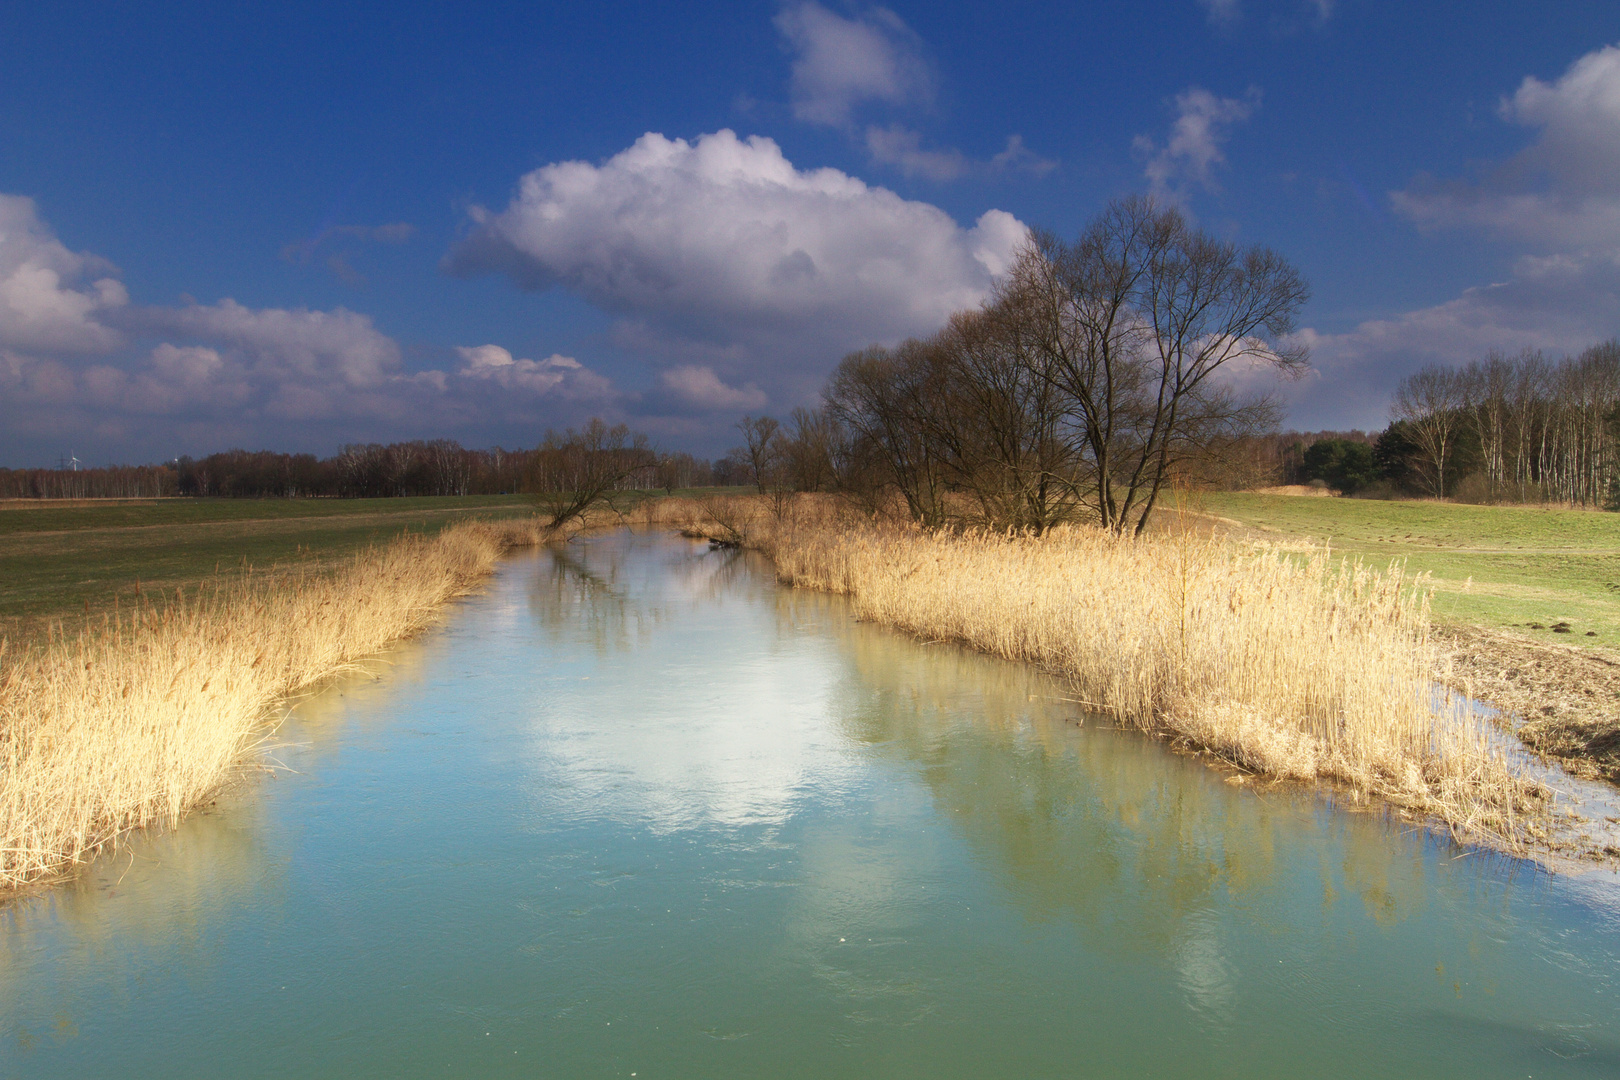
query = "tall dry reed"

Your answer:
(662, 494), (1547, 849)
(0, 517), (547, 890)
